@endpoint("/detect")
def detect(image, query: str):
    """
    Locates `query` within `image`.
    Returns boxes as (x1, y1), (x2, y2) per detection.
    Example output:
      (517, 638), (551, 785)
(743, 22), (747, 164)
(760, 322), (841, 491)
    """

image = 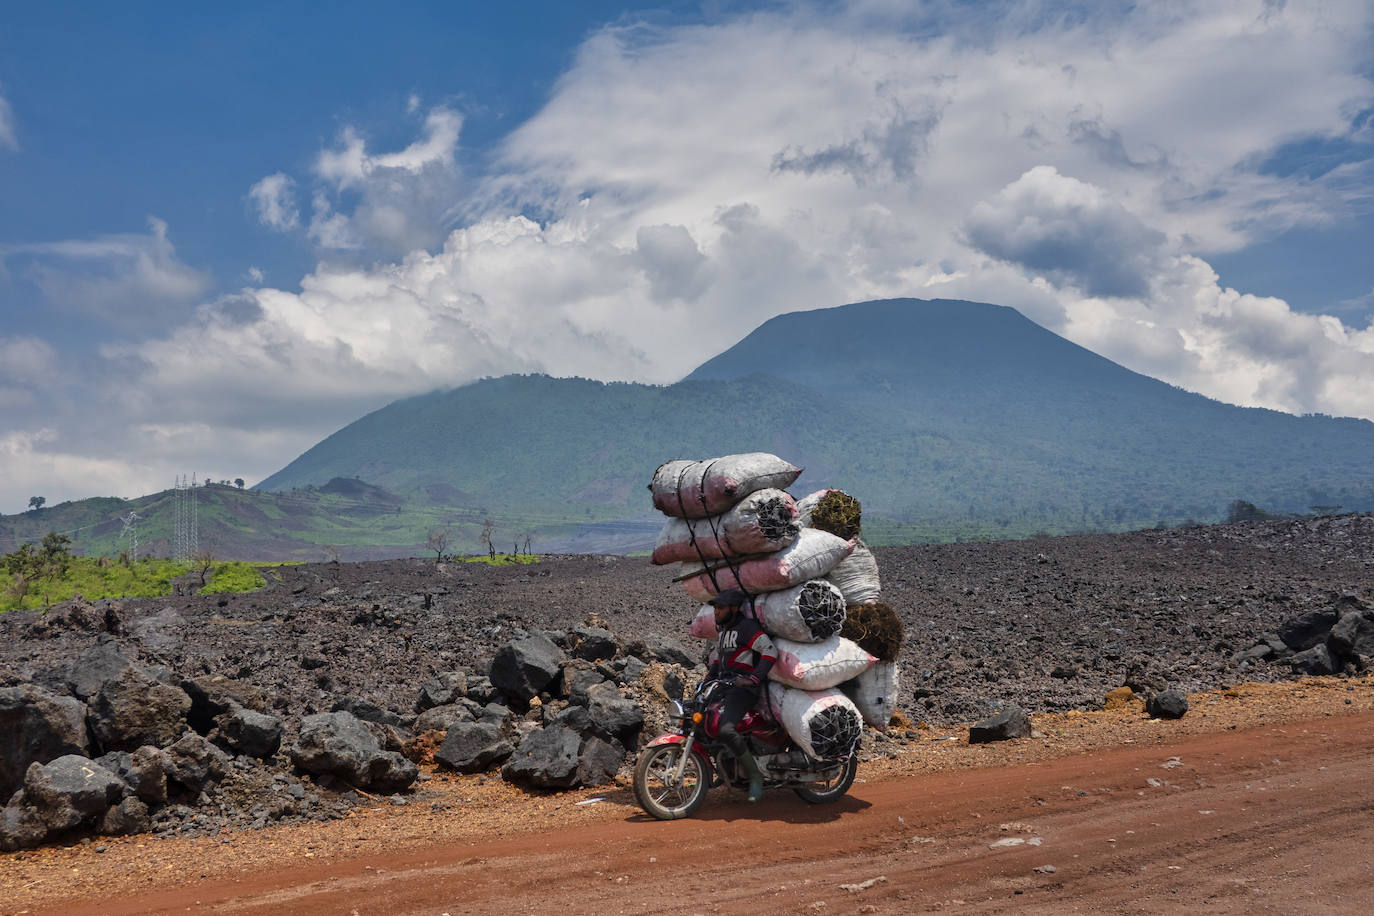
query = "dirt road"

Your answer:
(11, 690), (1373, 916)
